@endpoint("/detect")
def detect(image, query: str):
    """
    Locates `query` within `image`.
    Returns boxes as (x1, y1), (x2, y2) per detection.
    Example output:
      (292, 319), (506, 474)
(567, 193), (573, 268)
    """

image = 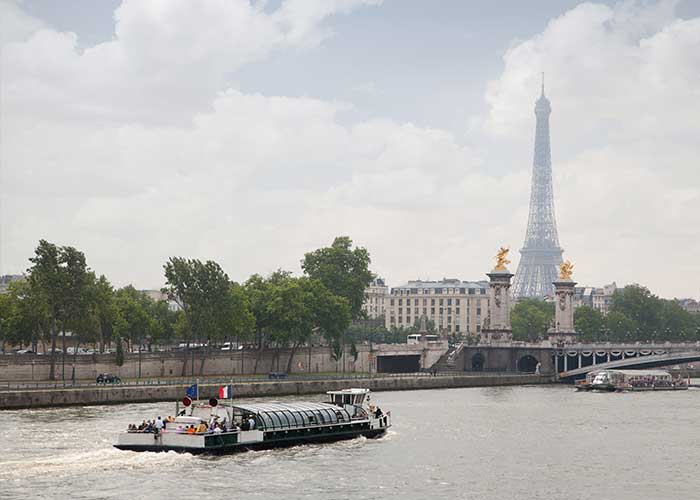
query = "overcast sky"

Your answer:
(1, 0), (699, 299)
